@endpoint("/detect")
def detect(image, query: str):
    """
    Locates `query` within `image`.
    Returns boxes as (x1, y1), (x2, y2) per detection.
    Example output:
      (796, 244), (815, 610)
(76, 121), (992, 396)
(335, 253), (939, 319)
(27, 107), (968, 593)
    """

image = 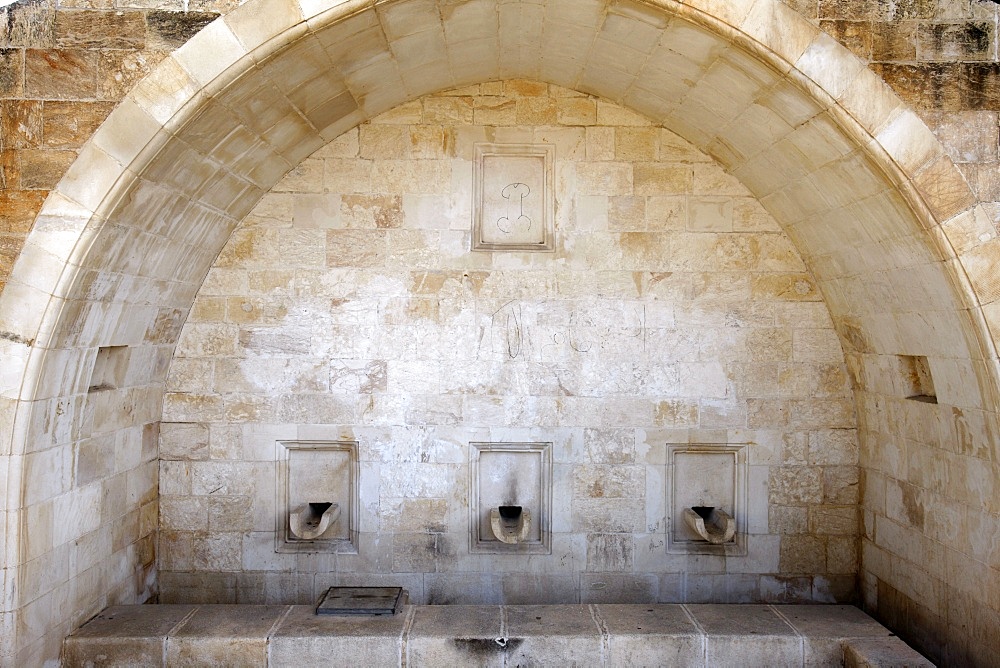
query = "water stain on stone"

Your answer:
(451, 637), (524, 656)
(901, 483), (925, 529)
